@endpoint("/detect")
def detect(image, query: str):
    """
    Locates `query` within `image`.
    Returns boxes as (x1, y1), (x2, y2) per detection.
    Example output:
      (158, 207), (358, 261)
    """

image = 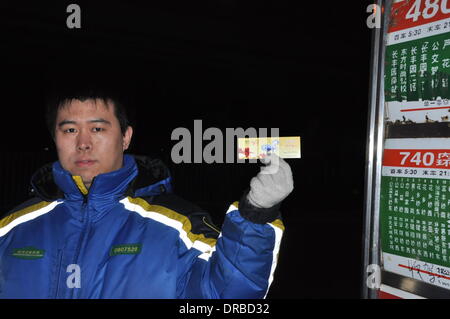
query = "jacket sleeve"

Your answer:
(180, 195), (284, 299)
